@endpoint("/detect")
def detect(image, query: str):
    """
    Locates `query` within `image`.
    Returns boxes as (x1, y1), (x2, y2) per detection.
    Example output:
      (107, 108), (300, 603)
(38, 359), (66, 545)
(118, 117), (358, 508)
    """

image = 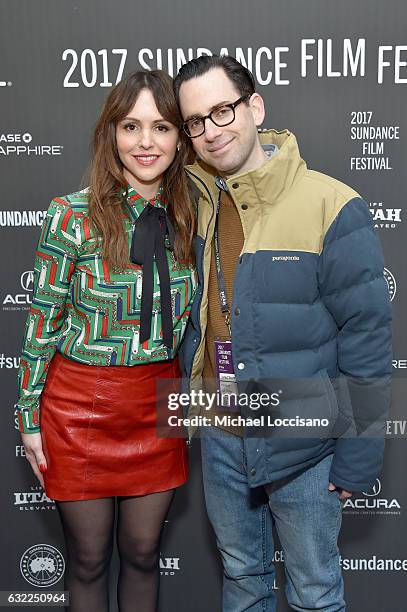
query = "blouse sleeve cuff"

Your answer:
(17, 404), (41, 434)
